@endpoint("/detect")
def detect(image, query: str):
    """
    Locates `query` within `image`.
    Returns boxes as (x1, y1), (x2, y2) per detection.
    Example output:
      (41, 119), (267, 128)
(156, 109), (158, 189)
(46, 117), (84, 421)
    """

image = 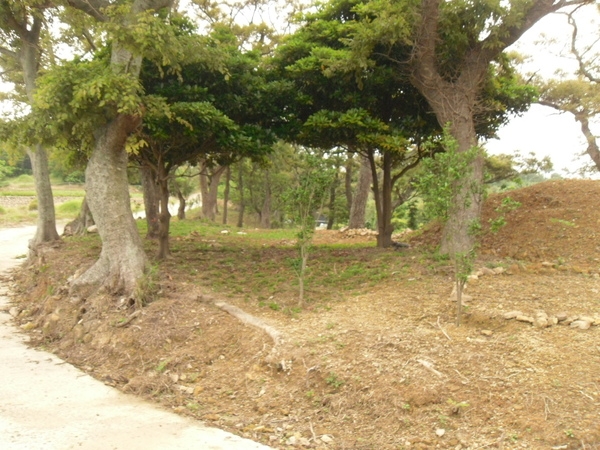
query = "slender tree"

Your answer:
(0, 0), (60, 247)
